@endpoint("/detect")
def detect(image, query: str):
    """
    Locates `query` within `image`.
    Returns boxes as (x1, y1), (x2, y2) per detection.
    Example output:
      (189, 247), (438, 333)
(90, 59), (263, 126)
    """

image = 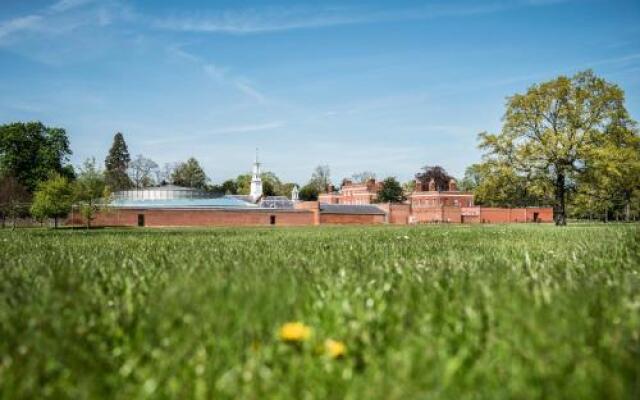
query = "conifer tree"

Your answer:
(104, 132), (132, 191)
